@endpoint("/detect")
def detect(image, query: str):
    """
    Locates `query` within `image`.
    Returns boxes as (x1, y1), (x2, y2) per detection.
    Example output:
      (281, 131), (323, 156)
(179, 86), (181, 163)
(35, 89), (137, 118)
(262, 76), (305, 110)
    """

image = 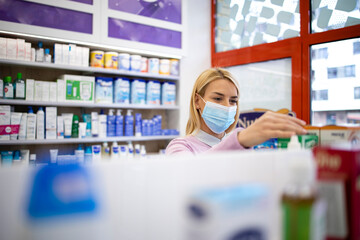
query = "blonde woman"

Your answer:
(166, 68), (307, 155)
